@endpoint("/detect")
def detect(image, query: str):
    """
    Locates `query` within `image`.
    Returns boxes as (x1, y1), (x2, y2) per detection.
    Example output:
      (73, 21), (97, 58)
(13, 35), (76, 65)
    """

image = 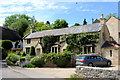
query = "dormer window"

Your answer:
(27, 39), (31, 44)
